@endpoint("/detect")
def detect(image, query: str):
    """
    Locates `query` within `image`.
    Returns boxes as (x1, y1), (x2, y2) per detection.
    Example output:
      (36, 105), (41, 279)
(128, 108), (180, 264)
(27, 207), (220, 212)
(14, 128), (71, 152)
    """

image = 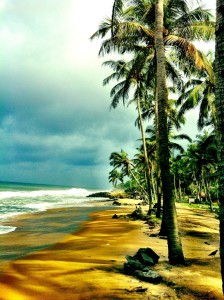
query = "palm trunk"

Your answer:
(155, 0), (185, 265)
(205, 177), (213, 212)
(215, 1), (224, 292)
(173, 173), (178, 201)
(193, 172), (200, 201)
(137, 89), (153, 213)
(128, 165), (148, 198)
(178, 179), (182, 202)
(151, 163), (157, 203)
(156, 170), (162, 218)
(201, 168), (213, 210)
(154, 64), (162, 220)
